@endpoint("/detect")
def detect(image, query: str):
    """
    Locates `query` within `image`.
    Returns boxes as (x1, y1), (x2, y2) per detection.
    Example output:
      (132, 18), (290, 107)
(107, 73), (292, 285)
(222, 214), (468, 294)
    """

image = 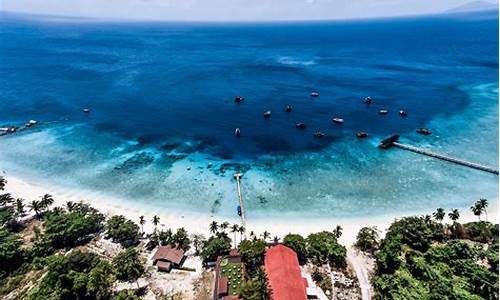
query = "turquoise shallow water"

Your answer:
(0, 12), (498, 219)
